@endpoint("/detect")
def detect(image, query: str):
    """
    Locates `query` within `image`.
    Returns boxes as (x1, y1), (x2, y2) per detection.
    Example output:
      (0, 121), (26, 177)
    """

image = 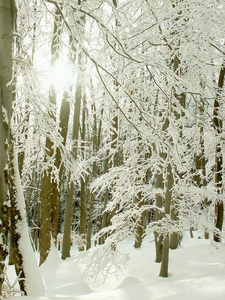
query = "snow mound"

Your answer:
(41, 247), (61, 266)
(40, 247), (93, 297)
(55, 281), (92, 296)
(117, 275), (142, 288)
(6, 234), (225, 300)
